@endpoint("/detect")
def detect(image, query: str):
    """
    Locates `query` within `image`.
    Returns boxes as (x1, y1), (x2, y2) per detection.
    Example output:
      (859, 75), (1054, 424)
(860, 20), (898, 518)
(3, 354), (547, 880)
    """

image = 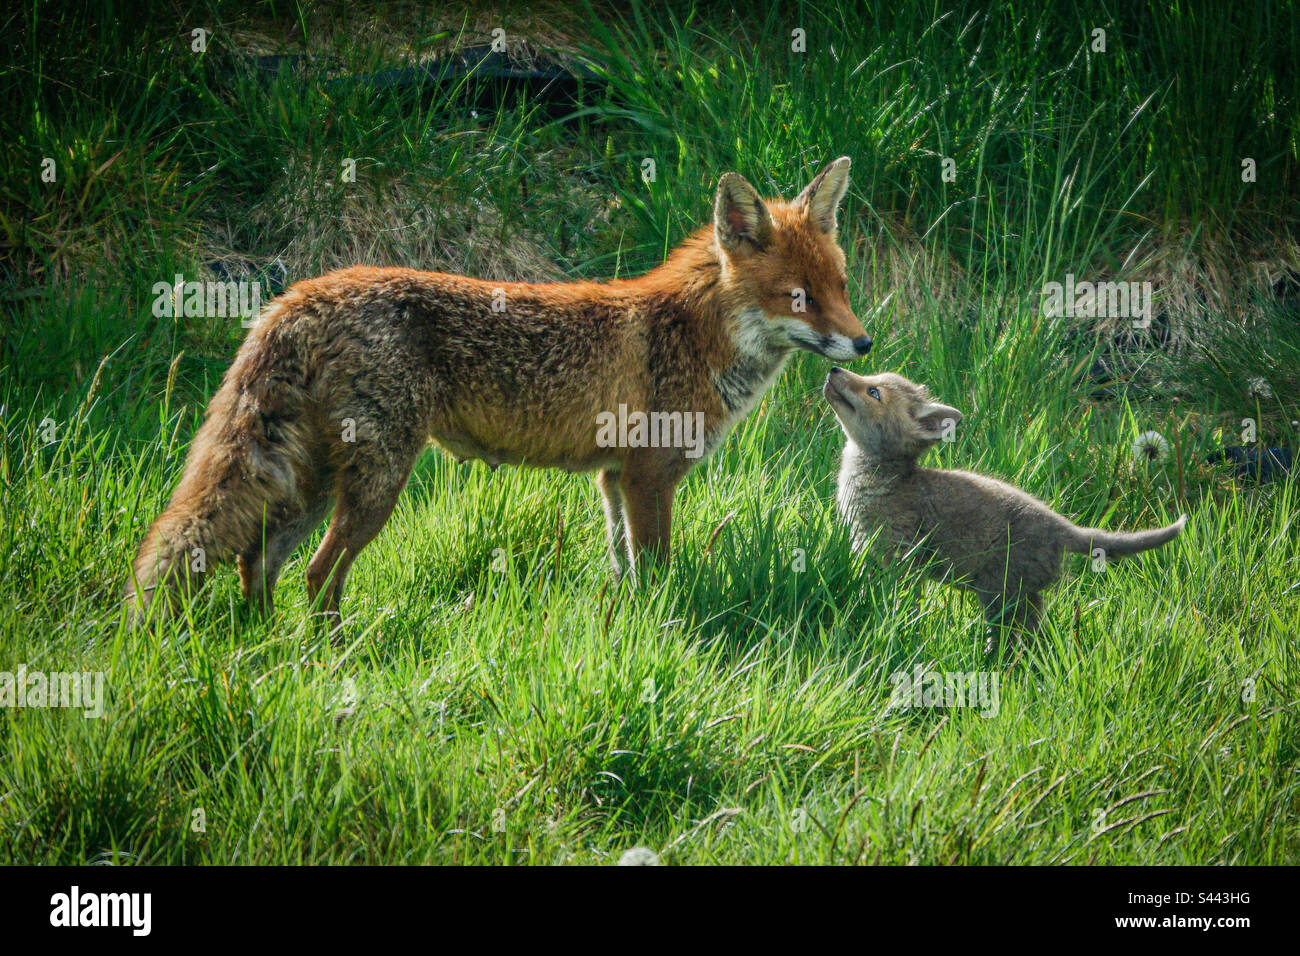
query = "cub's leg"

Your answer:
(978, 586), (1044, 655)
